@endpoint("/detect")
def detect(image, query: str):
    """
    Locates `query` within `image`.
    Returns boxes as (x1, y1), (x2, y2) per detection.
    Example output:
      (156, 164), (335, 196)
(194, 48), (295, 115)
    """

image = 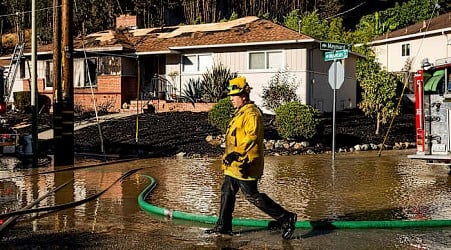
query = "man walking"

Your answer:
(205, 76), (297, 240)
